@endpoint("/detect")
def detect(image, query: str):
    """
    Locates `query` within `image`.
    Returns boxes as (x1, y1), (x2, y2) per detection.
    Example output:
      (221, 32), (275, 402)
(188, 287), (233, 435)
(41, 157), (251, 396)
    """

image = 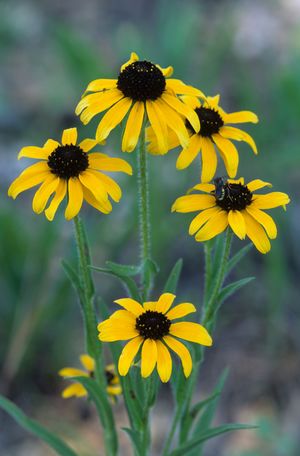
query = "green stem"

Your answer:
(73, 216), (118, 456)
(137, 129), (151, 299)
